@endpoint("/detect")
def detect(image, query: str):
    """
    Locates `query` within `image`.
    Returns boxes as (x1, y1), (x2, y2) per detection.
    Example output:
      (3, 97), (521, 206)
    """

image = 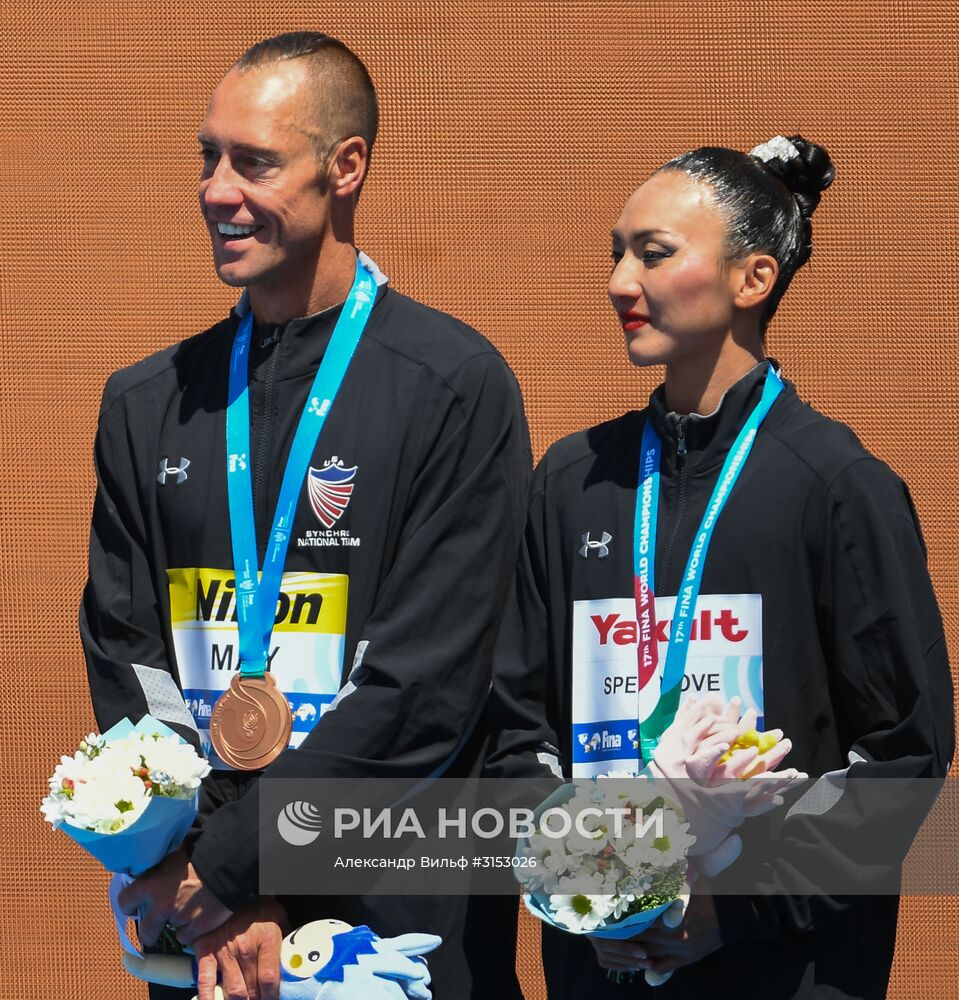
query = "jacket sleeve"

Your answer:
(714, 456), (955, 943)
(80, 379), (203, 751)
(189, 352), (532, 910)
(485, 470), (565, 787)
